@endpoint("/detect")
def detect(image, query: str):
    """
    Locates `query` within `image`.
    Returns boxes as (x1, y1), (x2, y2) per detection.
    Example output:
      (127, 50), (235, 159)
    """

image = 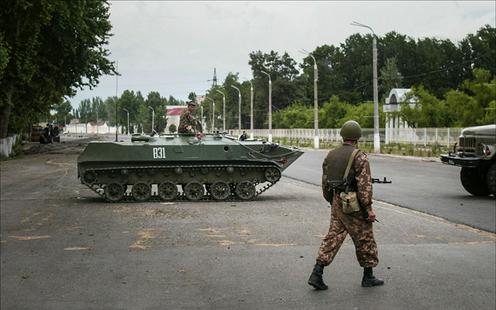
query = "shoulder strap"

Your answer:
(343, 149), (360, 180)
